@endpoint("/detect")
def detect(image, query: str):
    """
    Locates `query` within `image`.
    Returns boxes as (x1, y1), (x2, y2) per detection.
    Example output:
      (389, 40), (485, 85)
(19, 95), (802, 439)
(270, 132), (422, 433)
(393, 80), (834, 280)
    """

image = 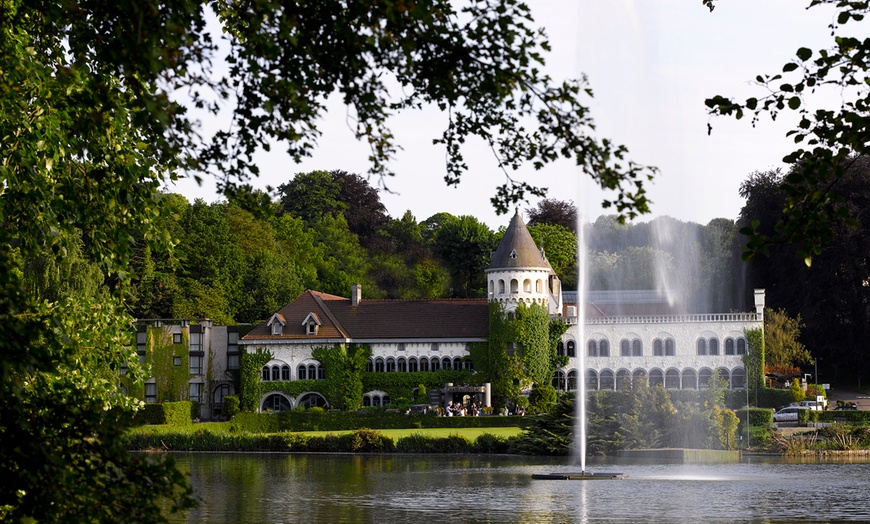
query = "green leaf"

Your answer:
(788, 96), (801, 110)
(796, 47), (813, 61)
